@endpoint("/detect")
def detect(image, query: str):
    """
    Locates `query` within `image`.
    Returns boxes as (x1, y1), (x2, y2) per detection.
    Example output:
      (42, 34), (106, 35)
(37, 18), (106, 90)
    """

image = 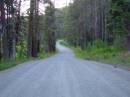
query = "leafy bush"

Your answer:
(87, 40), (107, 51)
(16, 41), (27, 59)
(92, 39), (107, 48)
(113, 36), (126, 49)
